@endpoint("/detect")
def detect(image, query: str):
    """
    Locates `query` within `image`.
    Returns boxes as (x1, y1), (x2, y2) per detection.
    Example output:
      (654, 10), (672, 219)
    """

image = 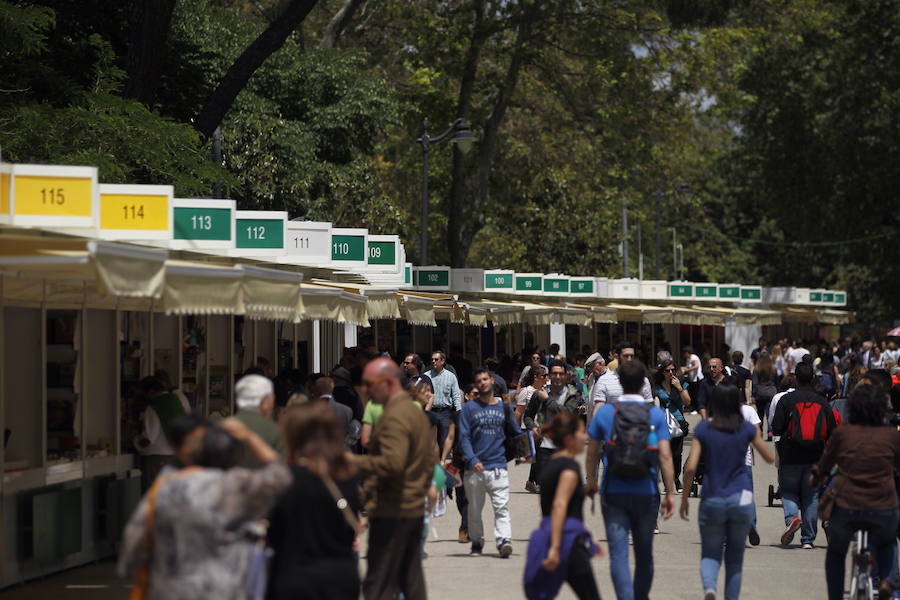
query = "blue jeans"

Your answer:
(698, 493), (755, 600)
(602, 493), (659, 600)
(825, 506), (899, 600)
(778, 464), (818, 544)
